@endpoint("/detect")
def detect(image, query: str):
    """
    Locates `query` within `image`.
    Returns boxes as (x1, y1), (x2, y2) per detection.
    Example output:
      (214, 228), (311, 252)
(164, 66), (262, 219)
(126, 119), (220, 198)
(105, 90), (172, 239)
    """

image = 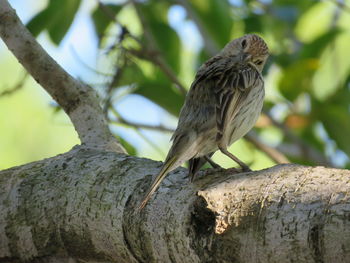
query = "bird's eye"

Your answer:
(255, 60), (263, 65)
(241, 39), (247, 48)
